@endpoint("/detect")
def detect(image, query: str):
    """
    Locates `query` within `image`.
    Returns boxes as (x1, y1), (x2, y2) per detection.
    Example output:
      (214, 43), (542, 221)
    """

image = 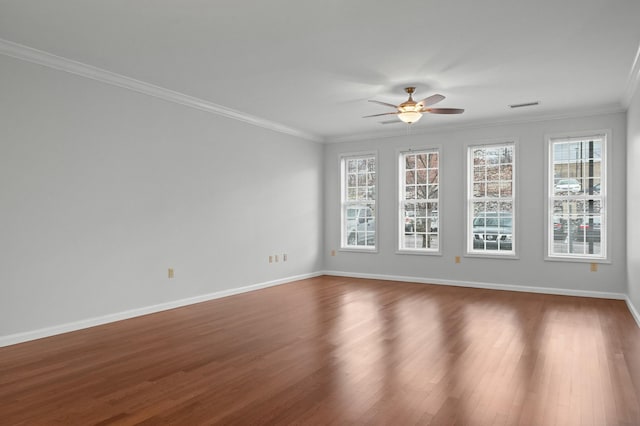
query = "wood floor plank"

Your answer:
(1, 275), (639, 425)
